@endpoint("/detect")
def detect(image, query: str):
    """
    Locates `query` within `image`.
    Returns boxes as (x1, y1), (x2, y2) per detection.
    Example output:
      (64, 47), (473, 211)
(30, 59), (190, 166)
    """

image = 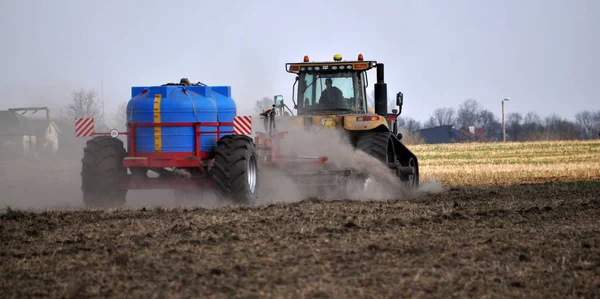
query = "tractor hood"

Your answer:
(274, 113), (390, 132)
